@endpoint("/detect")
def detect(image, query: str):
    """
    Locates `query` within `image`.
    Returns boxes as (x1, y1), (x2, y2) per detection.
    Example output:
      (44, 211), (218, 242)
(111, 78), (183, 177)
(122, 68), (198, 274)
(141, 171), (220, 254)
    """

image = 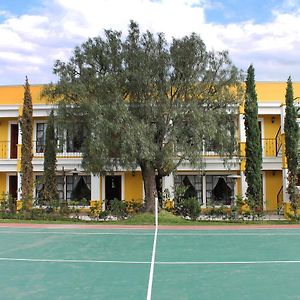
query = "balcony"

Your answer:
(263, 138), (278, 157)
(33, 141), (83, 158)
